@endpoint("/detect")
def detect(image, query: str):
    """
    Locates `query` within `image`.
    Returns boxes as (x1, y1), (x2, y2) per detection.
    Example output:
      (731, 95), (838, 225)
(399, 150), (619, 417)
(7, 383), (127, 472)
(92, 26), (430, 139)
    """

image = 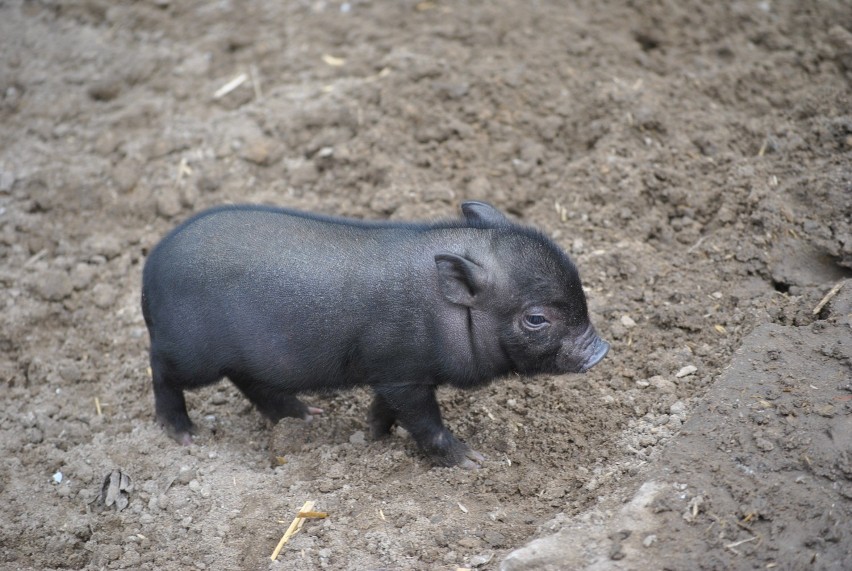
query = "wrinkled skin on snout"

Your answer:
(141, 201), (608, 468)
